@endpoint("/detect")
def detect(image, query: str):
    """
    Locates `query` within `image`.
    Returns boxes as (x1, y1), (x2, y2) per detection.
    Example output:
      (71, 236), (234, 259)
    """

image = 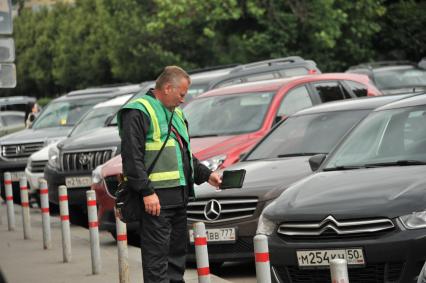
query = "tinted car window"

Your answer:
(313, 81), (350, 102)
(374, 67), (426, 89)
(185, 92), (274, 137)
(346, 80), (368, 97)
(3, 114), (24, 126)
(277, 86), (312, 117)
(32, 97), (104, 129)
(69, 105), (122, 136)
(246, 110), (369, 160)
(325, 106), (426, 168)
